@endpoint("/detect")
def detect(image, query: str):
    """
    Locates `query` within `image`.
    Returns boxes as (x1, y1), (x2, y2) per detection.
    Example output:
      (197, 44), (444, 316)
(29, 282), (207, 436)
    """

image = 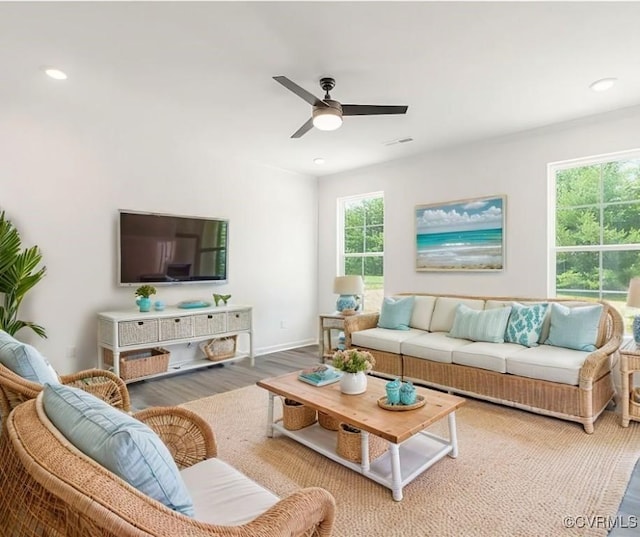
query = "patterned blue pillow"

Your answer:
(448, 304), (512, 343)
(504, 303), (549, 347)
(378, 296), (415, 330)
